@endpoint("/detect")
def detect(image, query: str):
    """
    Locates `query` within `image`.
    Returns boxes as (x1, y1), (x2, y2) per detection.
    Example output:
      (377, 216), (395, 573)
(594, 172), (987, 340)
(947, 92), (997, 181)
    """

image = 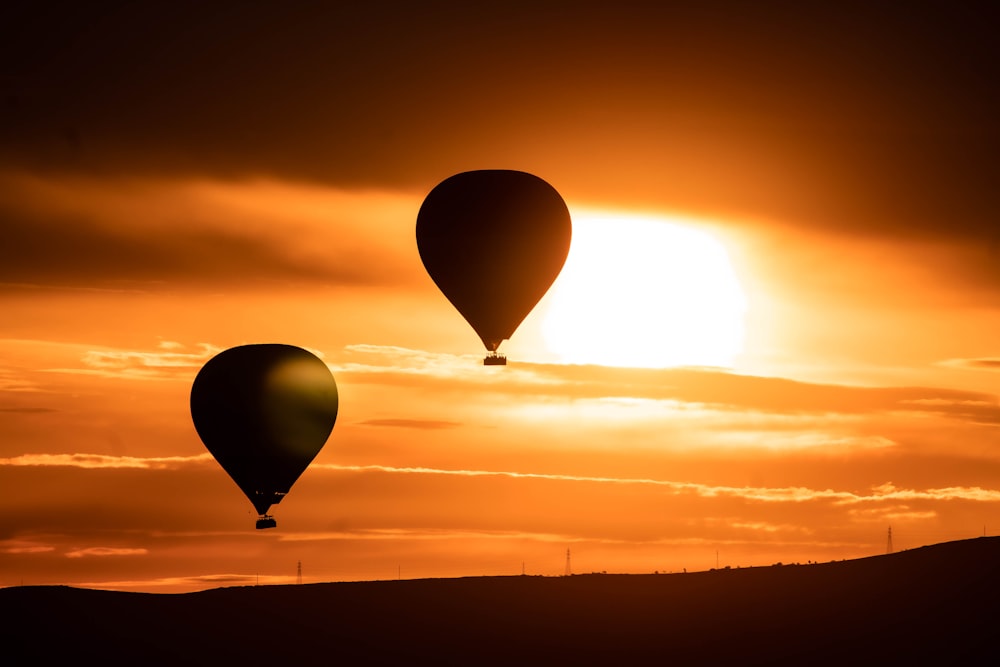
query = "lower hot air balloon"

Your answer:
(416, 170), (572, 365)
(190, 344), (338, 529)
